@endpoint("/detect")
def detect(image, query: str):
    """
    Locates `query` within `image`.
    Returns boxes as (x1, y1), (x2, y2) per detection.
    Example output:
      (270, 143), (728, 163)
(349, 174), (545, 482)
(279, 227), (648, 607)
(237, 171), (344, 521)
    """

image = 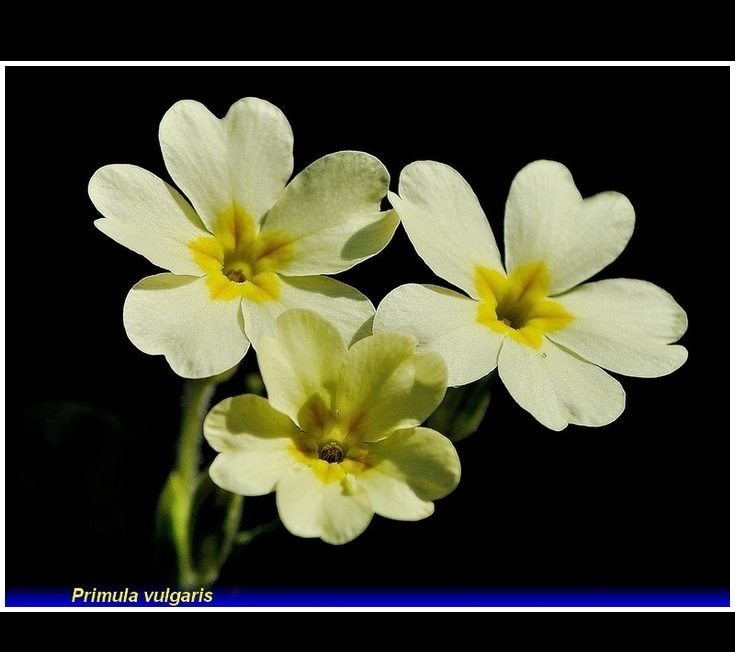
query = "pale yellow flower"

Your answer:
(375, 160), (688, 430)
(89, 98), (398, 378)
(204, 309), (460, 545)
